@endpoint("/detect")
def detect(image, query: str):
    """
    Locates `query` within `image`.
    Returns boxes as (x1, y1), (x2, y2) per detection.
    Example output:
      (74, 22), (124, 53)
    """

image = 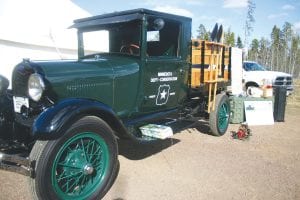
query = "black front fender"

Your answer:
(32, 98), (128, 140)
